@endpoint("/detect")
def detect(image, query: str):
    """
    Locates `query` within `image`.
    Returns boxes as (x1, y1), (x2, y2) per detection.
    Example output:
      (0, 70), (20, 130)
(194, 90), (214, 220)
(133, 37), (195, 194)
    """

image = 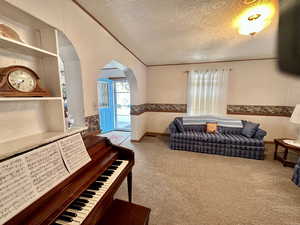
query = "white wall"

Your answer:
(6, 0), (148, 140)
(146, 59), (300, 141)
